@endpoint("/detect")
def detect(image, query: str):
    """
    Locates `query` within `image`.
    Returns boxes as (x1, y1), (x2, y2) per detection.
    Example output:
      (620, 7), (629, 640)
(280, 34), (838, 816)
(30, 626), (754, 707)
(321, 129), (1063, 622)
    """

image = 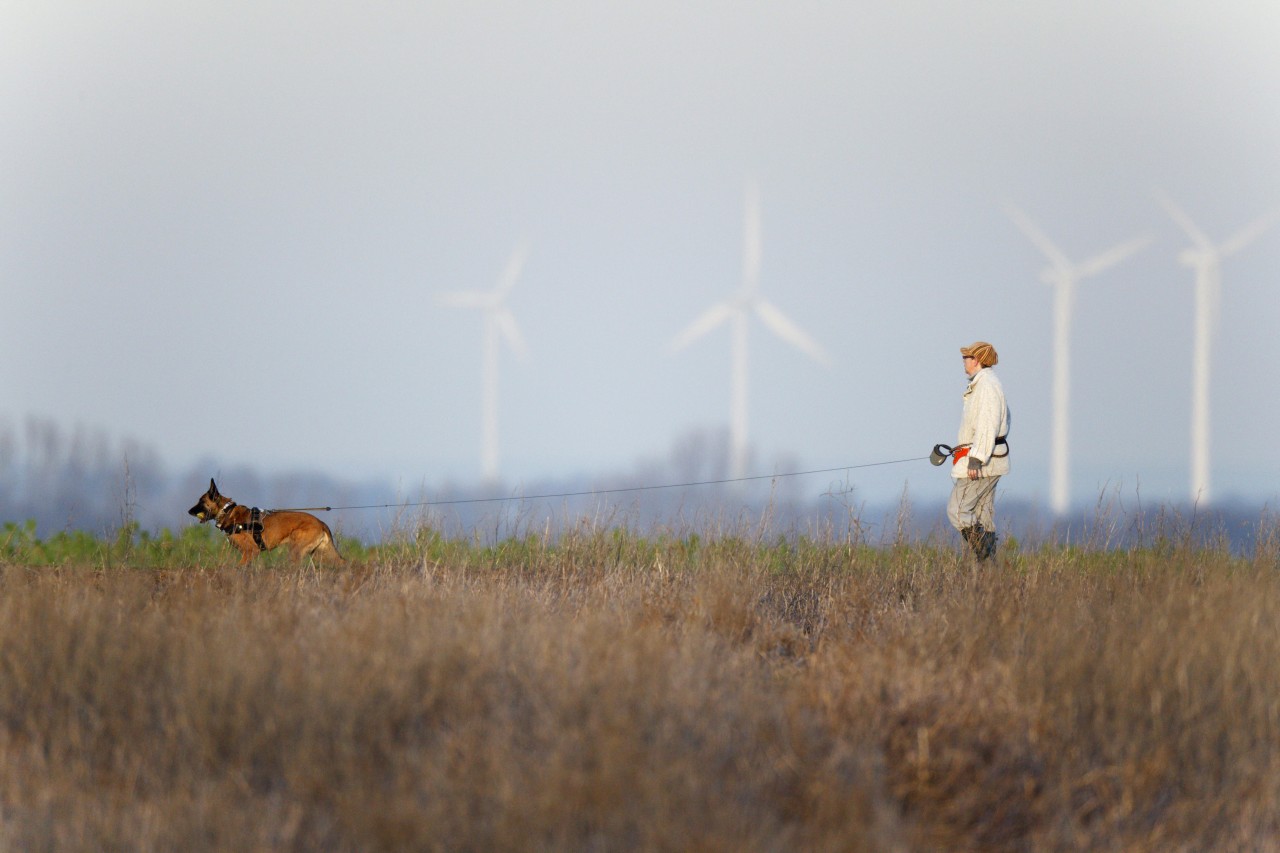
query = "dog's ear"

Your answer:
(208, 478), (218, 495)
